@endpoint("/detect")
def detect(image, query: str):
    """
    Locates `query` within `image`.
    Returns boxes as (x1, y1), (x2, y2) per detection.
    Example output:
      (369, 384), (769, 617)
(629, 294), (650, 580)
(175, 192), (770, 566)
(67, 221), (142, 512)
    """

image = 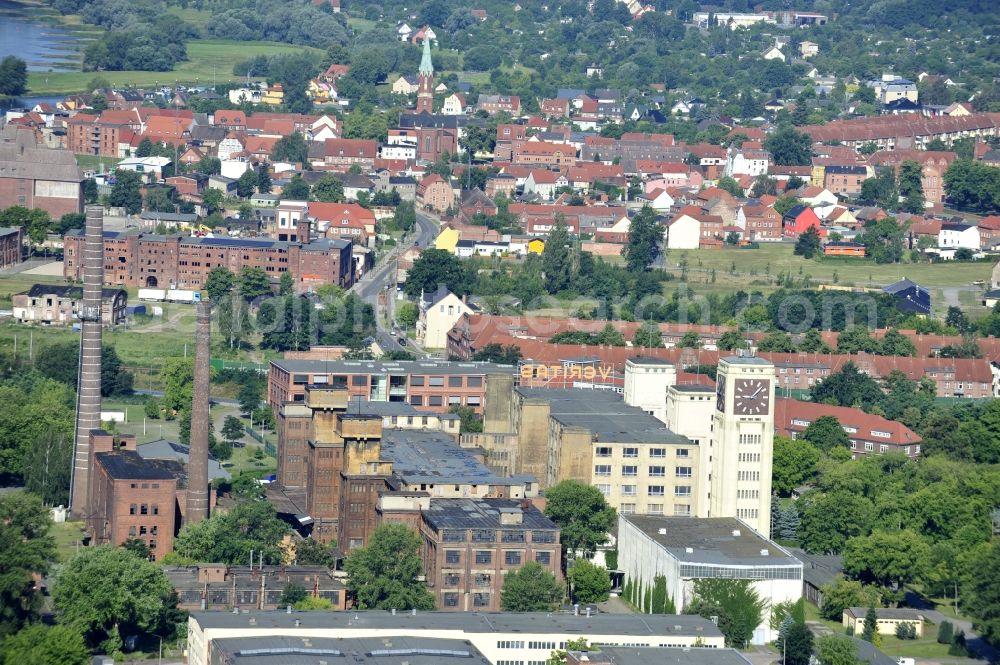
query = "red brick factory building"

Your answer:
(64, 230), (354, 292)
